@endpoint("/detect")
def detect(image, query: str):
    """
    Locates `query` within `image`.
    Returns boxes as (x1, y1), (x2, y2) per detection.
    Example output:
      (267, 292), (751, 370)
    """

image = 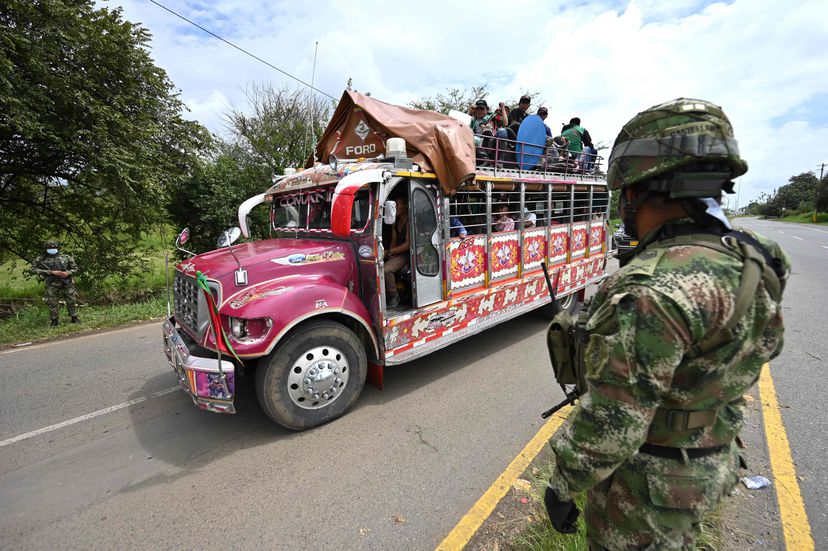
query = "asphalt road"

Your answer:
(0, 217), (824, 550)
(735, 217), (828, 547)
(0, 308), (567, 549)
